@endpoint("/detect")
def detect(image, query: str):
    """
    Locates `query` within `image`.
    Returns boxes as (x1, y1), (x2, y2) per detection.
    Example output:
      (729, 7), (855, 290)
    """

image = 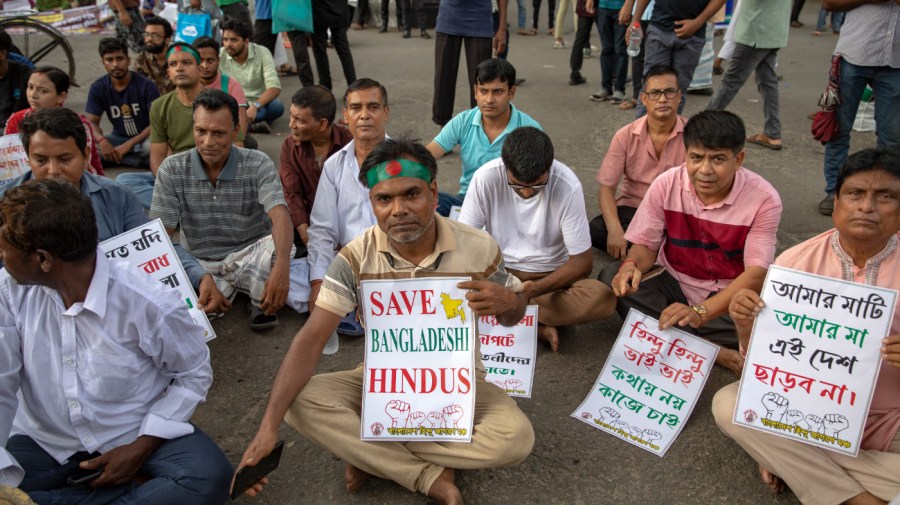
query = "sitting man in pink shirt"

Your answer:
(715, 147), (900, 504)
(591, 64), (687, 259)
(600, 110), (783, 375)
